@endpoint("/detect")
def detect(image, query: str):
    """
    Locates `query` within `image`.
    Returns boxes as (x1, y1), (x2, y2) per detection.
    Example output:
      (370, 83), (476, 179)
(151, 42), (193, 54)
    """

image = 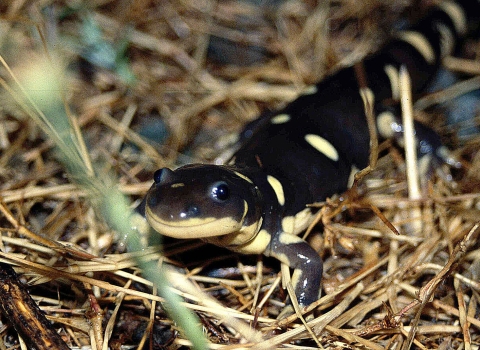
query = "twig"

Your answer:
(0, 262), (70, 350)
